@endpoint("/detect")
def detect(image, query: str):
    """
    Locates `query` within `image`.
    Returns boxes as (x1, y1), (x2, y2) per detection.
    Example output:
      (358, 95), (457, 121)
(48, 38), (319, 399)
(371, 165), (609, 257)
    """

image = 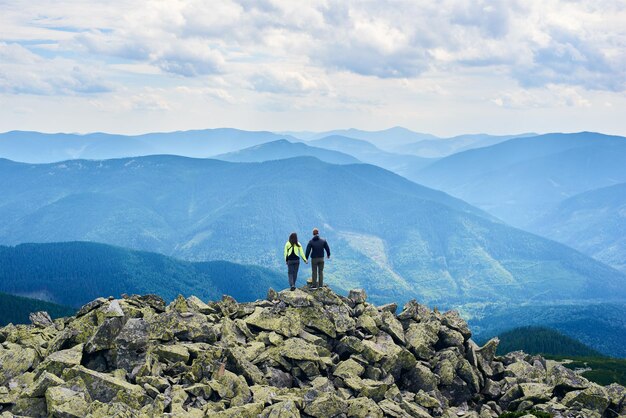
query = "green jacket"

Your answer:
(284, 242), (307, 262)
